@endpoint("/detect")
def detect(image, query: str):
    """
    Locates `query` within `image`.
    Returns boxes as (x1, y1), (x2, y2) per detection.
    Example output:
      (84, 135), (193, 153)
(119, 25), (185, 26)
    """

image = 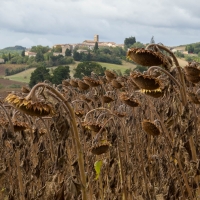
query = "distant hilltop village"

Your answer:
(52, 34), (124, 56)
